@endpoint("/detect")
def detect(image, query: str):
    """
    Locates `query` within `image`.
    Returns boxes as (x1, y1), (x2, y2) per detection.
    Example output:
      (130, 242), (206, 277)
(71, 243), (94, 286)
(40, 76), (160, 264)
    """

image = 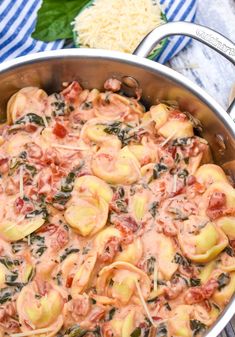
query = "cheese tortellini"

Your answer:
(213, 272), (235, 307)
(65, 195), (109, 236)
(1, 79), (235, 337)
(97, 261), (151, 305)
(7, 87), (48, 124)
(91, 146), (141, 184)
(195, 164), (229, 186)
(178, 217), (228, 263)
(150, 103), (194, 139)
(17, 282), (64, 336)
